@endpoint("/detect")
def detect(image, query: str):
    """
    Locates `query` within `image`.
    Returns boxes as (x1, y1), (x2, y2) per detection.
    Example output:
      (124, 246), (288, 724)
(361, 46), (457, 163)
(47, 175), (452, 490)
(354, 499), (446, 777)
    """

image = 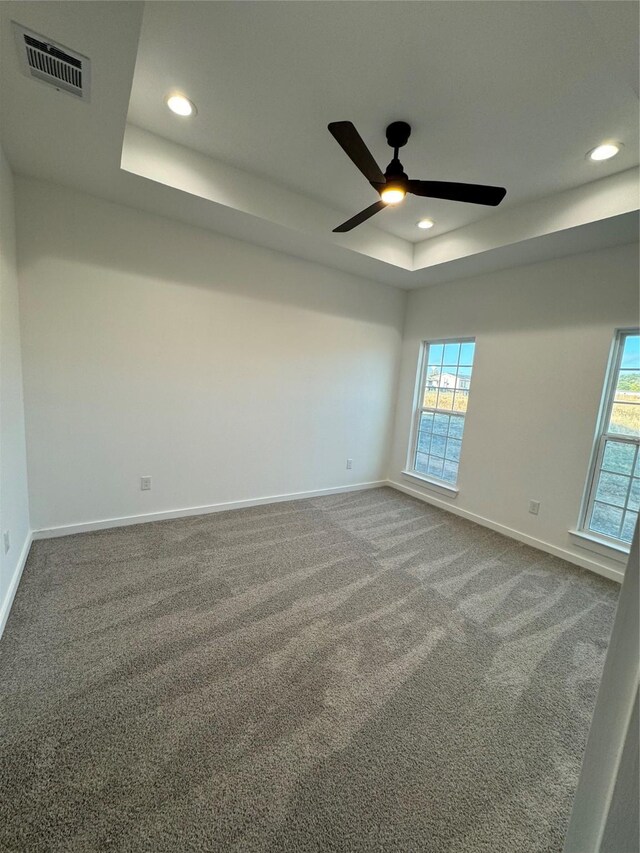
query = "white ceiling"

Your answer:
(0, 1), (638, 289)
(128, 1), (639, 243)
